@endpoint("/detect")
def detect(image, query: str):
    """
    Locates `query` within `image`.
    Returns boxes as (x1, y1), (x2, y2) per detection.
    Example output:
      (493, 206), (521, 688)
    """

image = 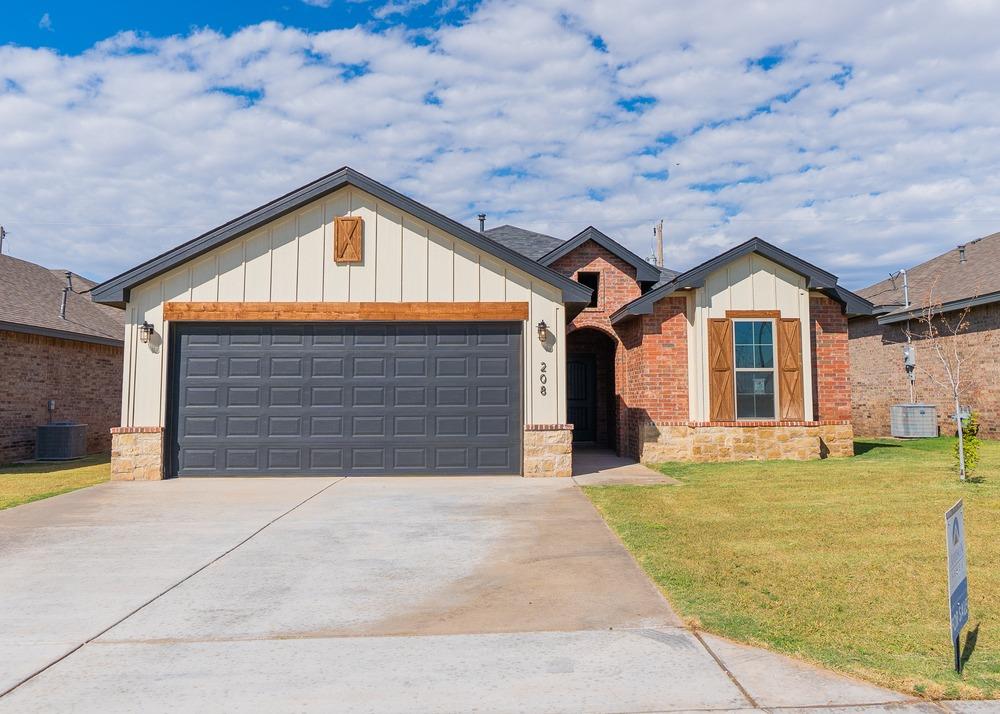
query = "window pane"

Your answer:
(734, 321), (754, 345)
(755, 321), (773, 344)
(756, 344), (774, 368)
(735, 371), (775, 419)
(735, 345), (755, 368)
